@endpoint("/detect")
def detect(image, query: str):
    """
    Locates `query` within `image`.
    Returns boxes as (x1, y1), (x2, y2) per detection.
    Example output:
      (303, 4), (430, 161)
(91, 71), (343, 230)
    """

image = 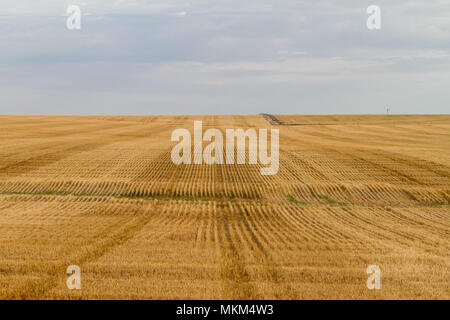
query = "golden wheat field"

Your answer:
(0, 114), (448, 300)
